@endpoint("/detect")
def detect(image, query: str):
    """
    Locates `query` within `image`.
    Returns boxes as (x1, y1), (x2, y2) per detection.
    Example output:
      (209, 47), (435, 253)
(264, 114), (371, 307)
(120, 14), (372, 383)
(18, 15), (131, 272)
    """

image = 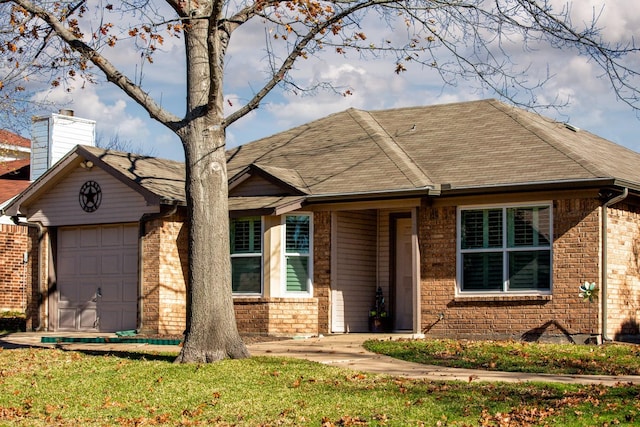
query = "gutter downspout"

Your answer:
(601, 188), (629, 342)
(10, 216), (45, 331)
(137, 202), (179, 332)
